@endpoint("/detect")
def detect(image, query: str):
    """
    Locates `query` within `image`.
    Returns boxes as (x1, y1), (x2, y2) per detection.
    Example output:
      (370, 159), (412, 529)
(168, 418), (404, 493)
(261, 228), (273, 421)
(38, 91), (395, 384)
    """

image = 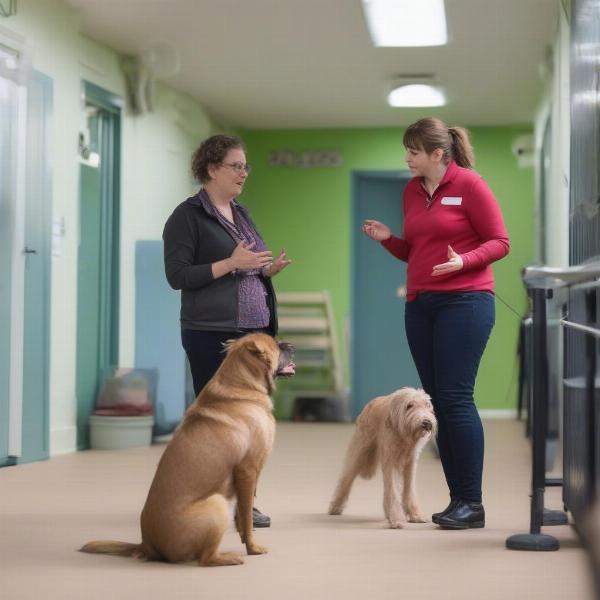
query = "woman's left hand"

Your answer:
(432, 245), (463, 277)
(264, 249), (292, 277)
